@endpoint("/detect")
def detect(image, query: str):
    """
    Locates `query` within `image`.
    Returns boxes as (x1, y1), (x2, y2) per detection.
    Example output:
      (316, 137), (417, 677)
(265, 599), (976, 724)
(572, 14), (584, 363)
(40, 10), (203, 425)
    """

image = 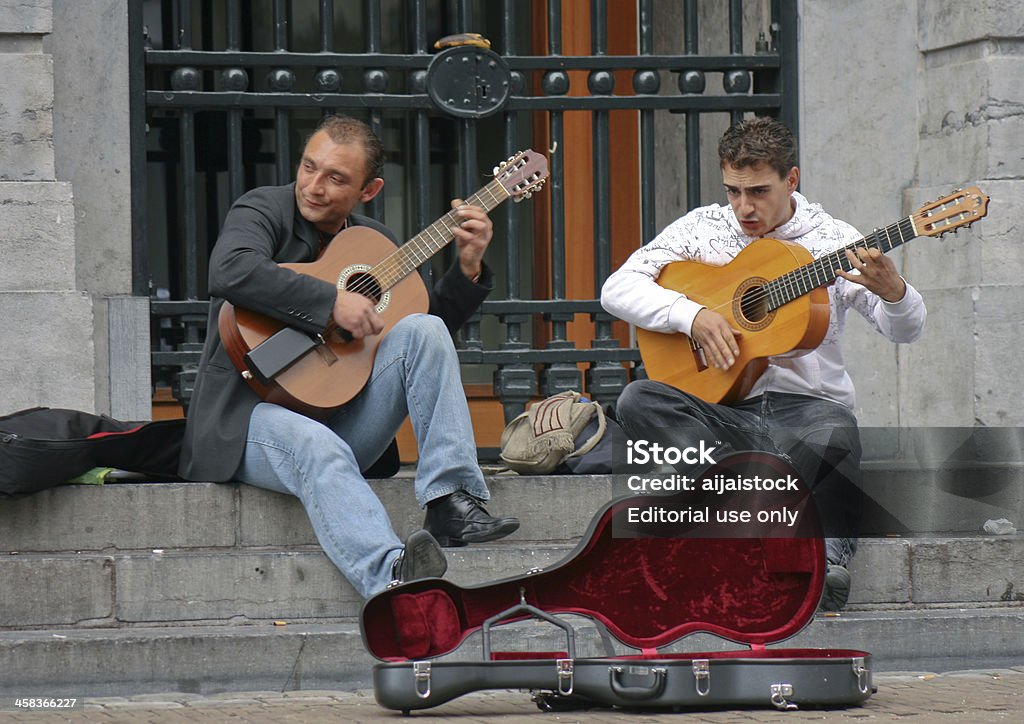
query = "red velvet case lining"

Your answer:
(462, 649), (868, 662)
(362, 453), (825, 662)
